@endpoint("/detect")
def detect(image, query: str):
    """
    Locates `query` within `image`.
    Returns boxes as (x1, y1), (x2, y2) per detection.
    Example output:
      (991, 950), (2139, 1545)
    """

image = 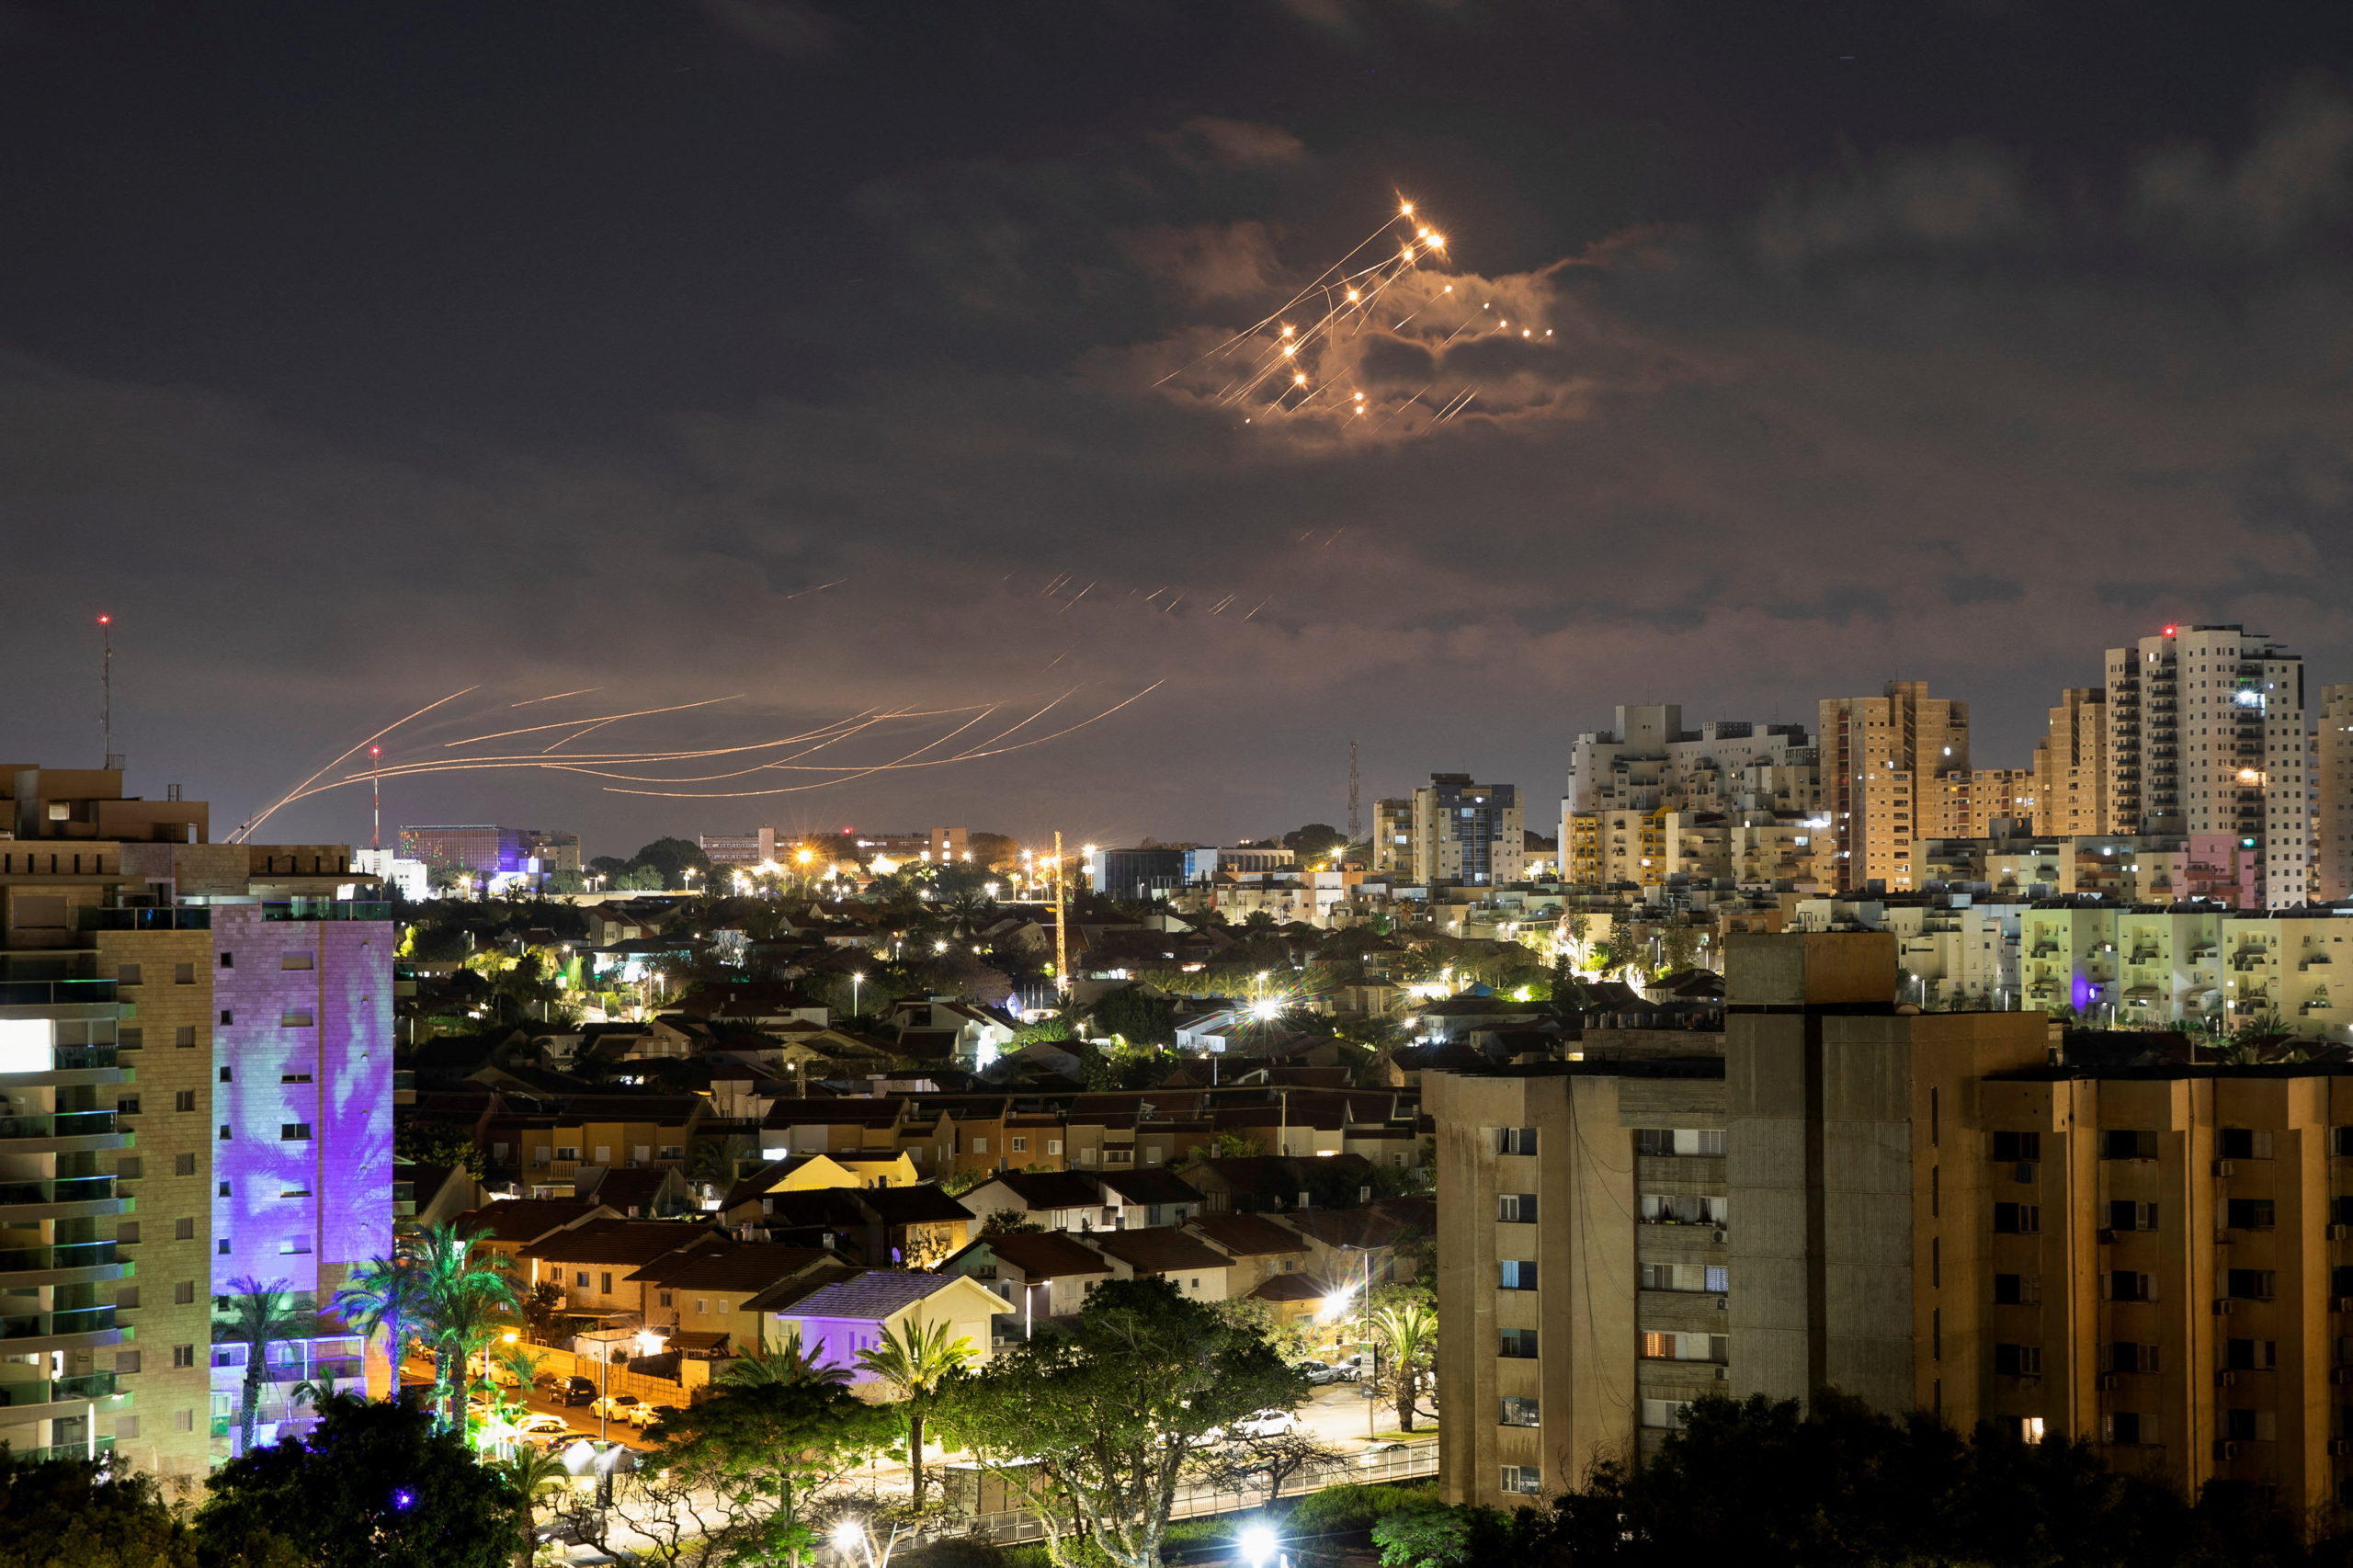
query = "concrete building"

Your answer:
(1370, 801), (1413, 878)
(1085, 847), (1187, 902)
(2318, 686), (2353, 904)
(1818, 682), (1972, 893)
(2032, 688), (2113, 837)
(2104, 625), (2310, 907)
(0, 767), (391, 1477)
(1408, 776), (1524, 889)
(1564, 707), (1816, 818)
